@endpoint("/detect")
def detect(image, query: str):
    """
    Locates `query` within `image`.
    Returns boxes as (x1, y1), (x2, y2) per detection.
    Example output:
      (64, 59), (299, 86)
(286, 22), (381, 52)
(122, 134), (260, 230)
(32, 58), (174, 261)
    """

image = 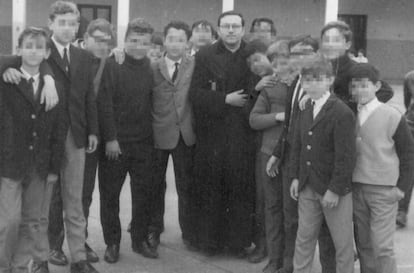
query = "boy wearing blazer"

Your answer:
(0, 27), (65, 273)
(289, 55), (356, 273)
